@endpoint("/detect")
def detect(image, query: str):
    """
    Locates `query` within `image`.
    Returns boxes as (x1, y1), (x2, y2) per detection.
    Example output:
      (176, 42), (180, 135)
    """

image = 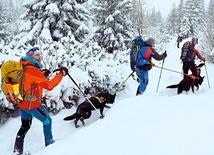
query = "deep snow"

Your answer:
(0, 37), (214, 155)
